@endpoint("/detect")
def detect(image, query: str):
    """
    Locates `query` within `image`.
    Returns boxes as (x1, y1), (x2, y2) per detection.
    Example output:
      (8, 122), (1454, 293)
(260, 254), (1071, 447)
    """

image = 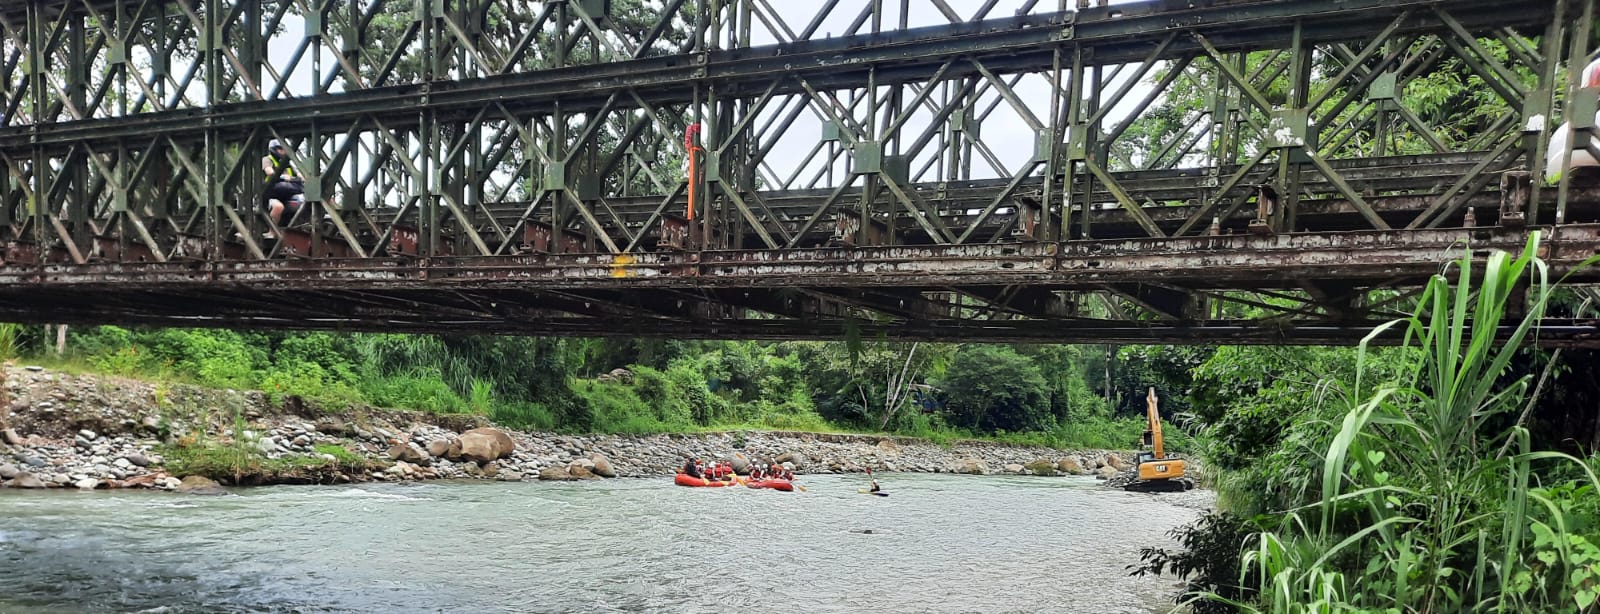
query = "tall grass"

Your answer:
(0, 322), (21, 360)
(1216, 232), (1600, 613)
